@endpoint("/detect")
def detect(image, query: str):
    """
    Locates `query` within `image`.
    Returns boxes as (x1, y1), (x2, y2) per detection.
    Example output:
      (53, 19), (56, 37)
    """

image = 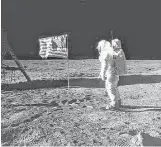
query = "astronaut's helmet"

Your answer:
(111, 38), (122, 49)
